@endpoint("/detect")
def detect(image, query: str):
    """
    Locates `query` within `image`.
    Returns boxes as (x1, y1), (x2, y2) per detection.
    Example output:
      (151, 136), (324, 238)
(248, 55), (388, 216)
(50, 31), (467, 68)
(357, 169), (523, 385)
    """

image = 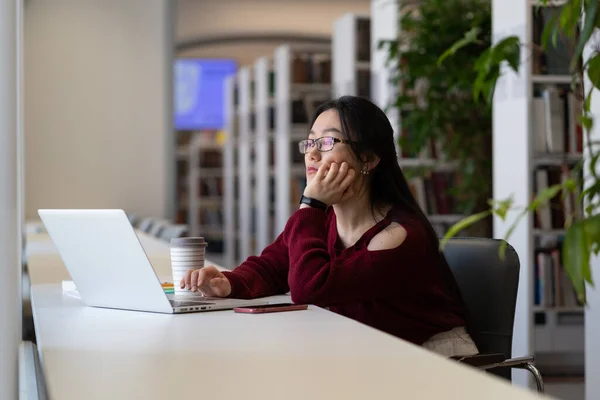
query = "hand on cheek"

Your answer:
(303, 161), (356, 206)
